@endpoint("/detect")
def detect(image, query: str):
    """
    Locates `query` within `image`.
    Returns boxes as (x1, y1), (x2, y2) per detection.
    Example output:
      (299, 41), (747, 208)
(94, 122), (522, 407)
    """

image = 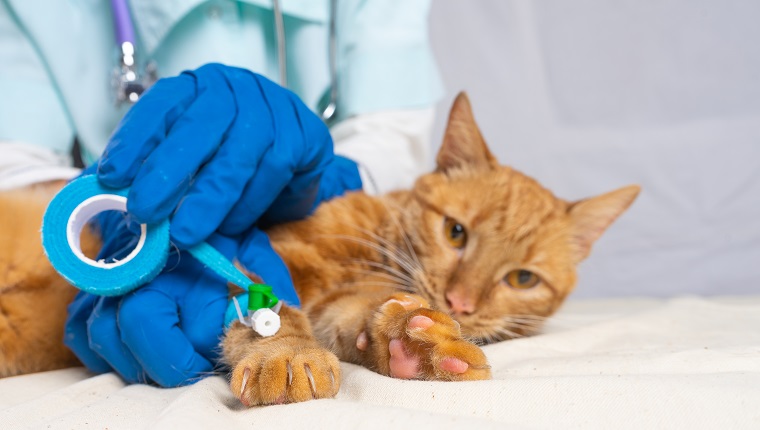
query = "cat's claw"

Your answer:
(304, 363), (317, 397)
(239, 367), (252, 406)
(230, 344), (340, 406)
